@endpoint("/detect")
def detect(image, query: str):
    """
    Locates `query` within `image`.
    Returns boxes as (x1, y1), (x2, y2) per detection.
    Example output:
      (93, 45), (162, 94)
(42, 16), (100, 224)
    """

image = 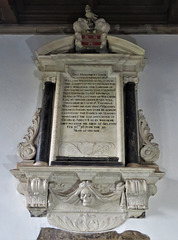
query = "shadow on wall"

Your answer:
(34, 79), (43, 110)
(148, 177), (178, 217)
(4, 155), (20, 171)
(26, 35), (68, 60)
